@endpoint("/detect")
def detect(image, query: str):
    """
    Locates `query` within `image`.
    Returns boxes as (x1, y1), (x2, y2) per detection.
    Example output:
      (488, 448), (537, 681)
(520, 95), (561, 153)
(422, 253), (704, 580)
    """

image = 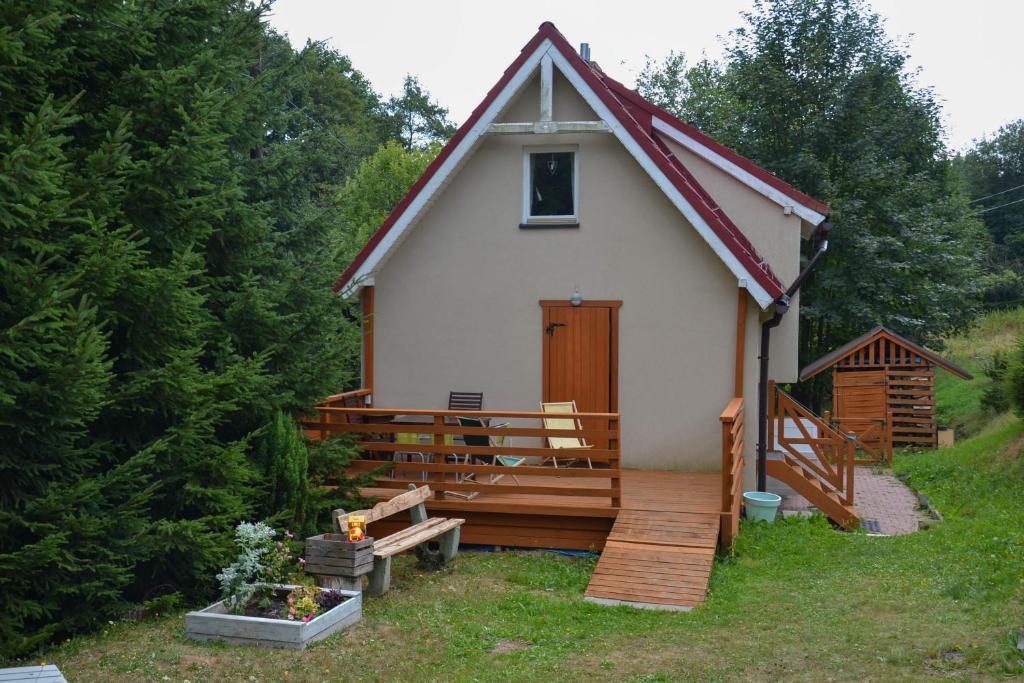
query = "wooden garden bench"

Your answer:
(334, 485), (464, 596)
